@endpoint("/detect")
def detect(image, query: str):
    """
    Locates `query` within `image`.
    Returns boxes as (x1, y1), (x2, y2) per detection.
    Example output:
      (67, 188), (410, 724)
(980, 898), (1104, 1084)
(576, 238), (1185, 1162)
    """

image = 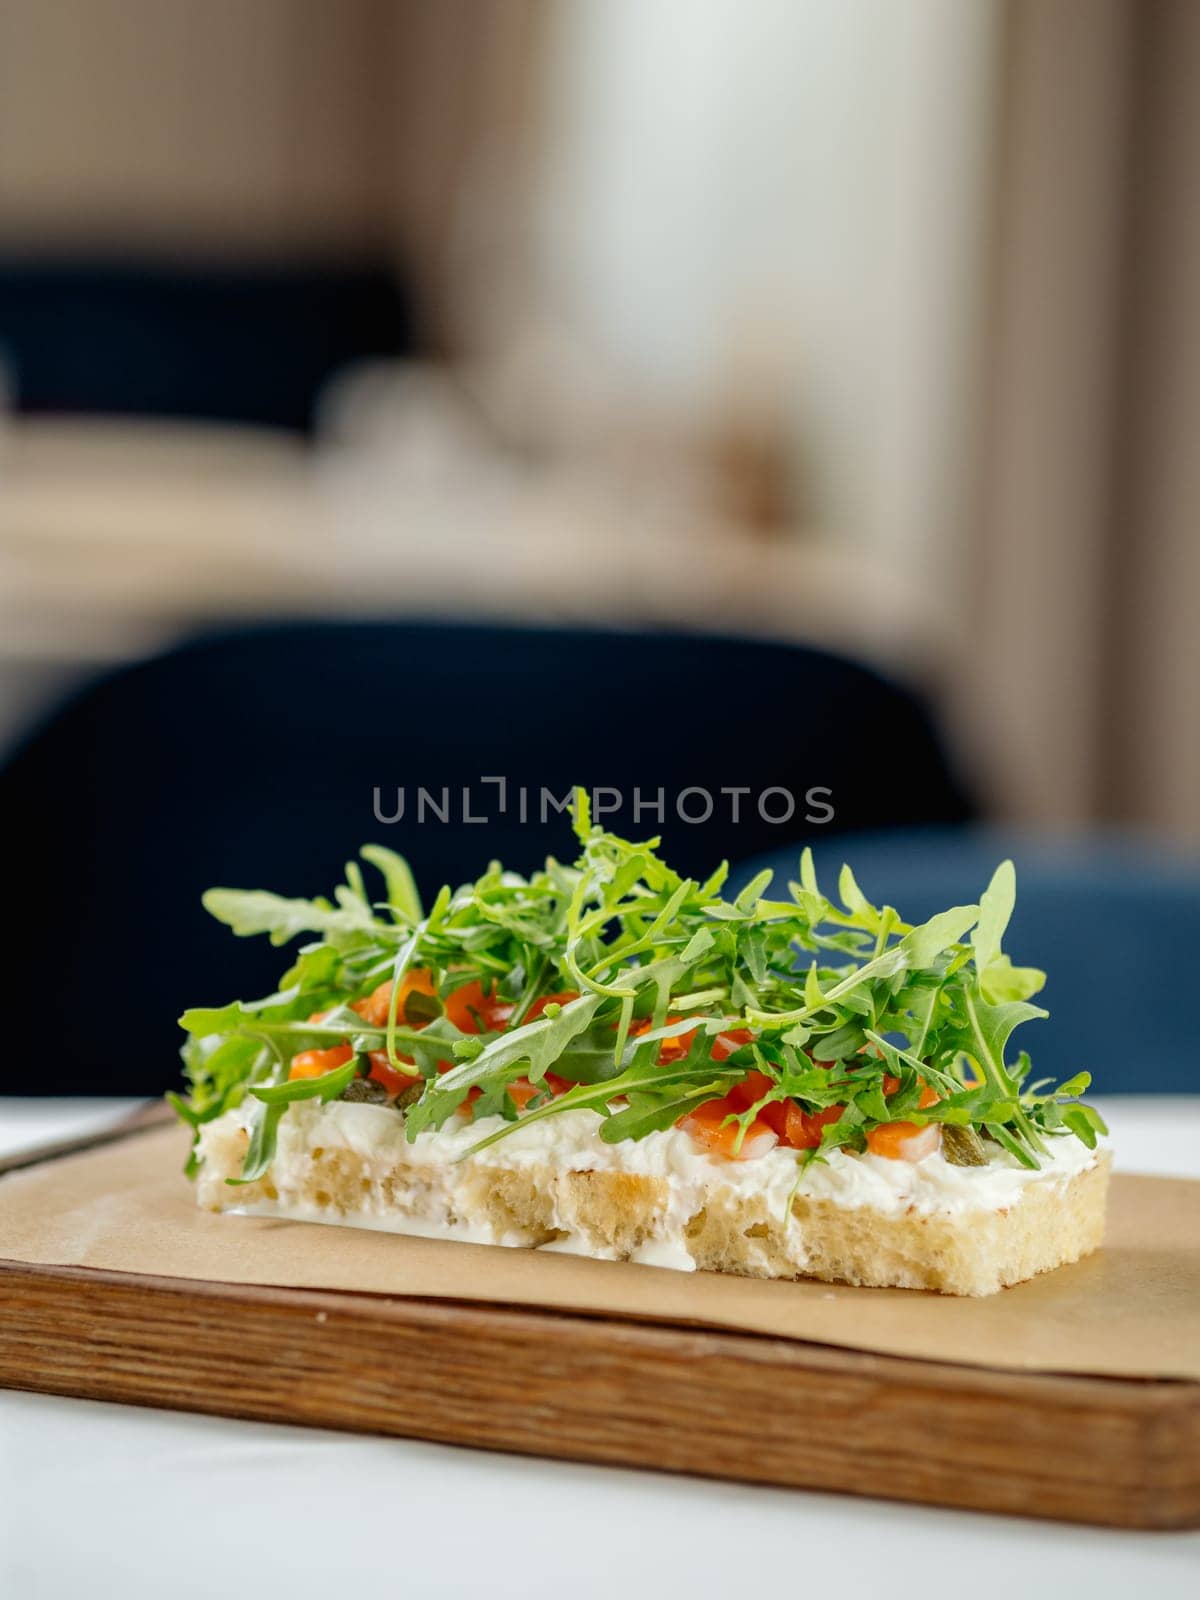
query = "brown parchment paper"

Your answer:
(2, 1125), (1197, 1381)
